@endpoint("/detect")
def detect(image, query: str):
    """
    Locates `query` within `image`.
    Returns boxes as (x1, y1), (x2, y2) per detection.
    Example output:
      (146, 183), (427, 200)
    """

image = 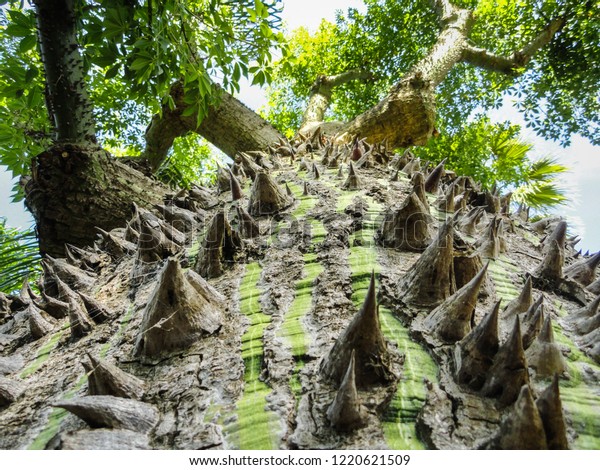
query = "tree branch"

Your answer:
(300, 68), (373, 132)
(461, 46), (517, 75)
(318, 68), (373, 89)
(521, 16), (565, 57)
(462, 16), (566, 75)
(336, 2), (473, 147)
(143, 82), (284, 169)
(431, 0), (458, 25)
(410, 6), (473, 87)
